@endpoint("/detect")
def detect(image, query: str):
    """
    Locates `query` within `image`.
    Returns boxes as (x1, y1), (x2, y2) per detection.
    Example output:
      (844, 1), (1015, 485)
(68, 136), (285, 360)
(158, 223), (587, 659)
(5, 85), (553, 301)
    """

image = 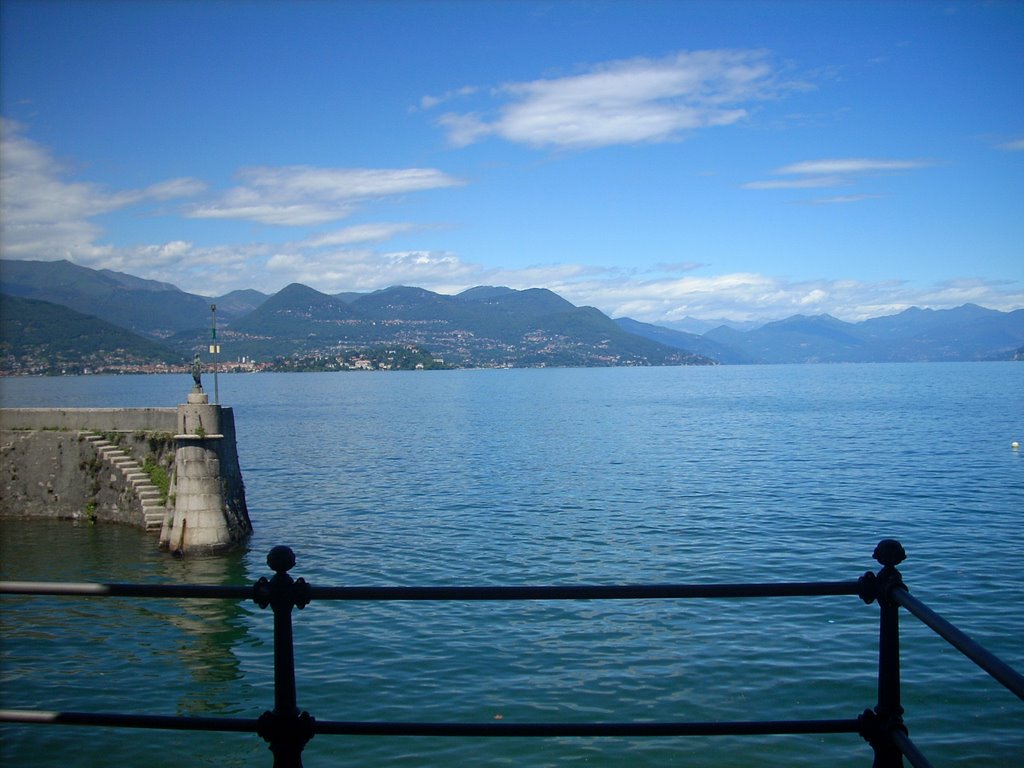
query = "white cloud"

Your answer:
(417, 85), (479, 111)
(744, 156), (935, 199)
(188, 166), (464, 226)
(997, 137), (1024, 151)
(742, 175), (845, 190)
(0, 119), (203, 262)
(238, 246), (481, 296)
(436, 112), (492, 147)
(142, 177), (208, 200)
(148, 248), (1024, 321)
(303, 222), (416, 248)
(482, 262), (600, 289)
(266, 253), (308, 272)
(775, 158), (932, 175)
(3, 124), (1019, 324)
(654, 261), (705, 274)
(0, 124), (467, 295)
(545, 272), (1024, 325)
(134, 240), (195, 265)
(435, 49), (798, 149)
